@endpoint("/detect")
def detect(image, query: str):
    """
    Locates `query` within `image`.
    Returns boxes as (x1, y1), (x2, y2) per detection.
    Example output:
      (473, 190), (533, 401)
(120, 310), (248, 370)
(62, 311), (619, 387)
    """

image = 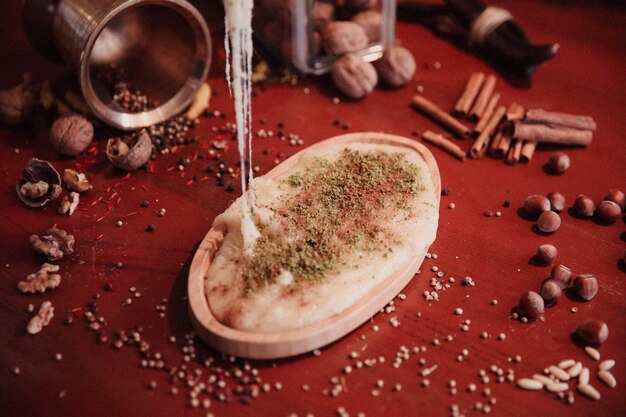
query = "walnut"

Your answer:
(27, 301), (54, 335)
(18, 263), (61, 294)
(16, 158), (62, 208)
(331, 53), (378, 99)
(49, 113), (94, 156)
(313, 1), (335, 29)
(58, 192), (79, 216)
(352, 10), (381, 43)
(20, 181), (49, 199)
(344, 0), (378, 12)
(0, 74), (36, 126)
(321, 21), (368, 56)
(107, 129), (153, 171)
(30, 227), (75, 261)
(374, 46), (416, 87)
(63, 169), (92, 193)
